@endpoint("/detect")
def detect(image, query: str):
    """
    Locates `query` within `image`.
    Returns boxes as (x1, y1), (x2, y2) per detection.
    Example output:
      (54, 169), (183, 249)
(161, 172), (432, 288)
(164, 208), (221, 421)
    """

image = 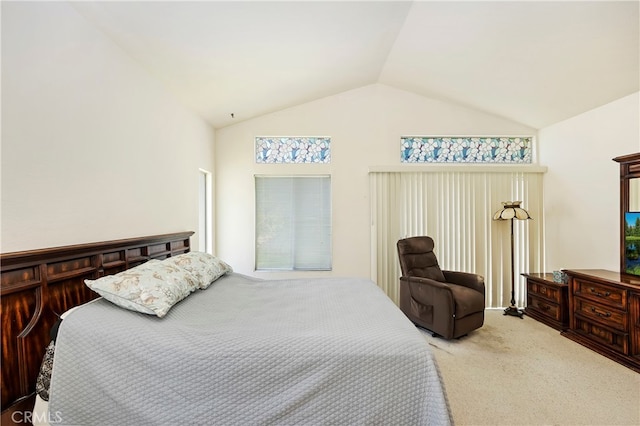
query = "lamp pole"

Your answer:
(504, 217), (522, 317)
(493, 201), (531, 319)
